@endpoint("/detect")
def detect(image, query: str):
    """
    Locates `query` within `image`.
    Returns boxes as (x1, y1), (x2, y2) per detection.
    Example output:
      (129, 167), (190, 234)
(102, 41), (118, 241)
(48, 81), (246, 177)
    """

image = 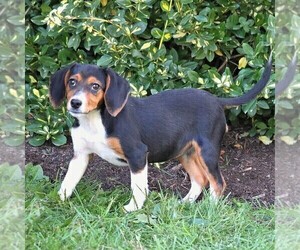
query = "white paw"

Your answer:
(58, 185), (73, 201)
(181, 195), (197, 203)
(123, 200), (139, 213)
